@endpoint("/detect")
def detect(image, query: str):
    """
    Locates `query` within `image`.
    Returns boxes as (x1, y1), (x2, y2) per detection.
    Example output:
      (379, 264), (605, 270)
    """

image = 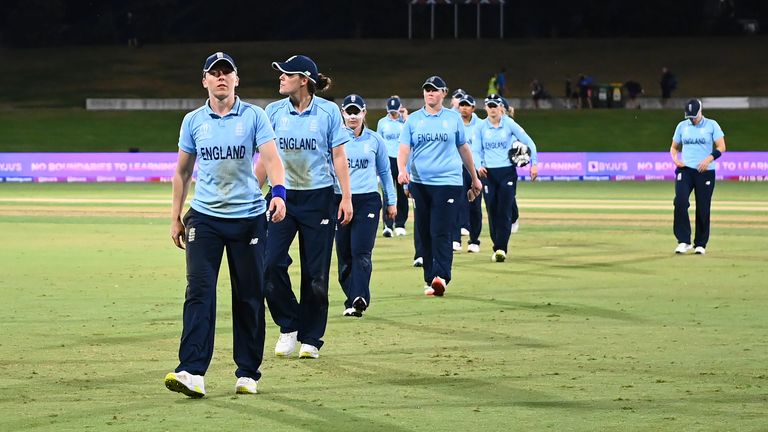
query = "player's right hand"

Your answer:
(170, 219), (186, 250)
